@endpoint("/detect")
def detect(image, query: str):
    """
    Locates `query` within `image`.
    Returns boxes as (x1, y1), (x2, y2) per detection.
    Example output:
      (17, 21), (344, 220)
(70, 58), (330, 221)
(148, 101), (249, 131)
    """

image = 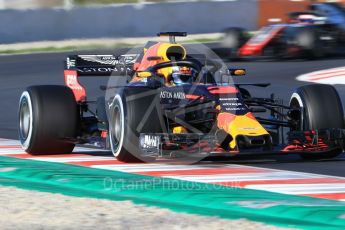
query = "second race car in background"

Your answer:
(221, 2), (345, 59)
